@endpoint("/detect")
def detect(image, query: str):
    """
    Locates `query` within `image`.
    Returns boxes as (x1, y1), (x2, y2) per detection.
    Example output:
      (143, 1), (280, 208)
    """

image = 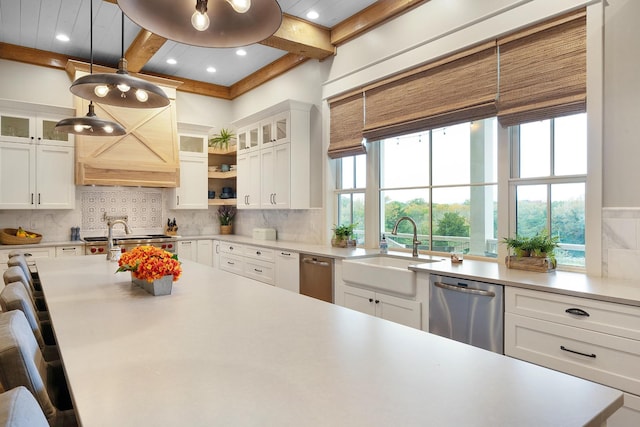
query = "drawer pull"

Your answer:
(565, 308), (590, 317)
(227, 261), (235, 265)
(560, 345), (596, 359)
(254, 268), (263, 273)
(281, 252), (291, 256)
